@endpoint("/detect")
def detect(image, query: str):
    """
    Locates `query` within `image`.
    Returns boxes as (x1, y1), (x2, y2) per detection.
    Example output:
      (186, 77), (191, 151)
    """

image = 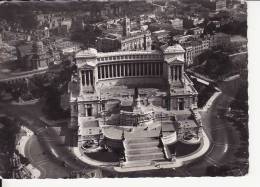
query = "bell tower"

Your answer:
(122, 16), (131, 37)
